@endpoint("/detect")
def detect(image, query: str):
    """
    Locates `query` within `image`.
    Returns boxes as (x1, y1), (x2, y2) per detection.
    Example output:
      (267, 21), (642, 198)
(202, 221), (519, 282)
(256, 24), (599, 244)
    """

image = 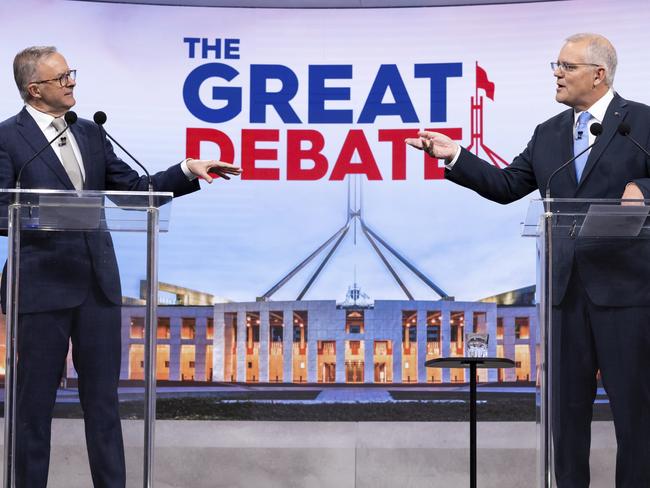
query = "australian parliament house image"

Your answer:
(215, 291), (537, 385)
(118, 285), (537, 386)
(117, 187), (539, 387)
